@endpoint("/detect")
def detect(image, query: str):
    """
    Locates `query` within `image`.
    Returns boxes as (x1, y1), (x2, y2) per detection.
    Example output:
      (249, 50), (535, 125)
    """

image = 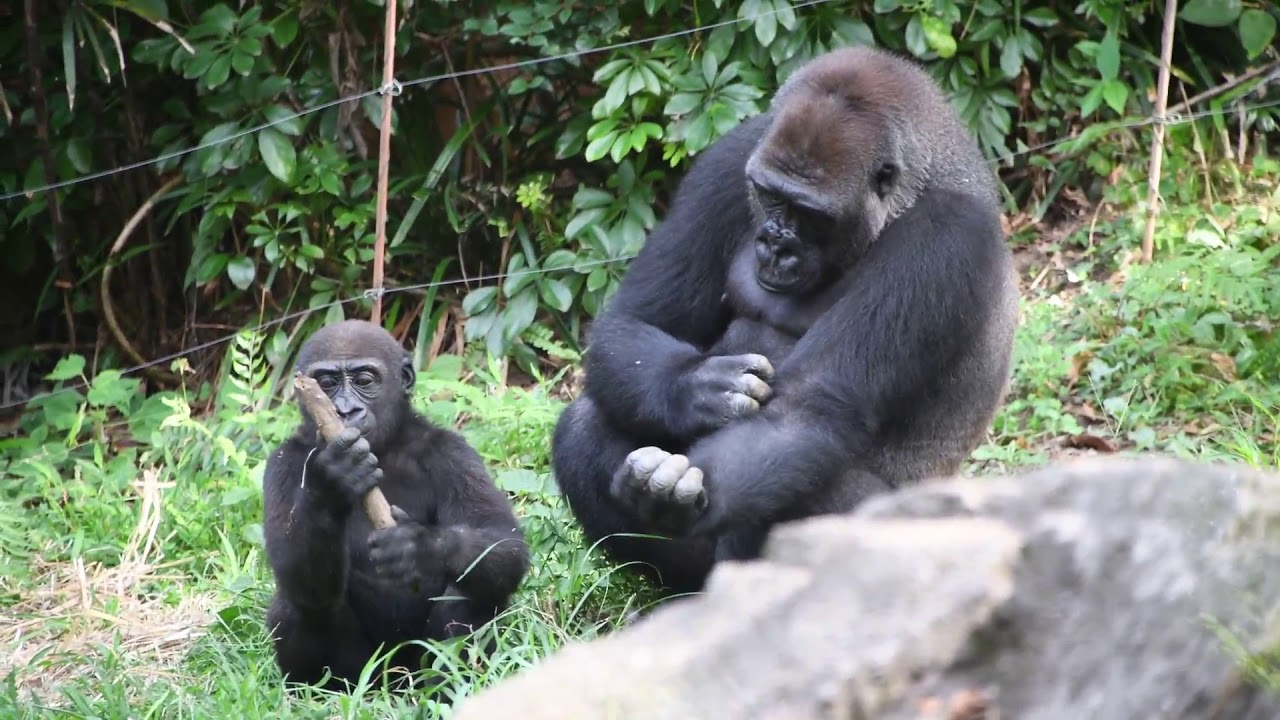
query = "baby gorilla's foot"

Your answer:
(611, 447), (708, 535)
